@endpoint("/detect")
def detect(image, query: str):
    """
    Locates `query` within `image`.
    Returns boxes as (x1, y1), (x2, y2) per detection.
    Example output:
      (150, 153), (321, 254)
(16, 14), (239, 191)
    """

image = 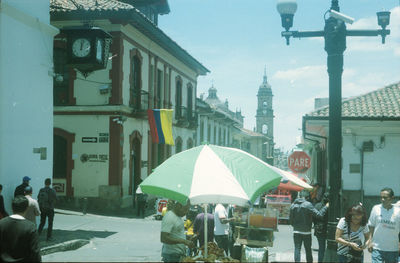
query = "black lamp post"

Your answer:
(277, 0), (390, 261)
